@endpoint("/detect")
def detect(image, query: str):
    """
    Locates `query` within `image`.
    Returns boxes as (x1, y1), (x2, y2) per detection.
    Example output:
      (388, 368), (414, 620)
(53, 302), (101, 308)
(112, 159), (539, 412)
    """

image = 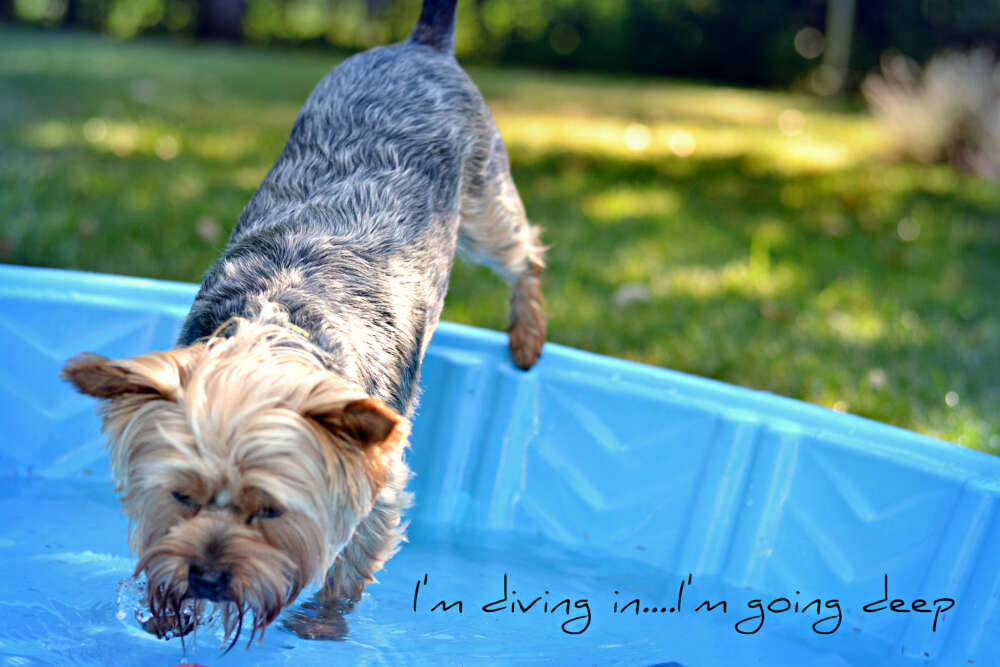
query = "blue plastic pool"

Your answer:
(2, 263), (999, 666)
